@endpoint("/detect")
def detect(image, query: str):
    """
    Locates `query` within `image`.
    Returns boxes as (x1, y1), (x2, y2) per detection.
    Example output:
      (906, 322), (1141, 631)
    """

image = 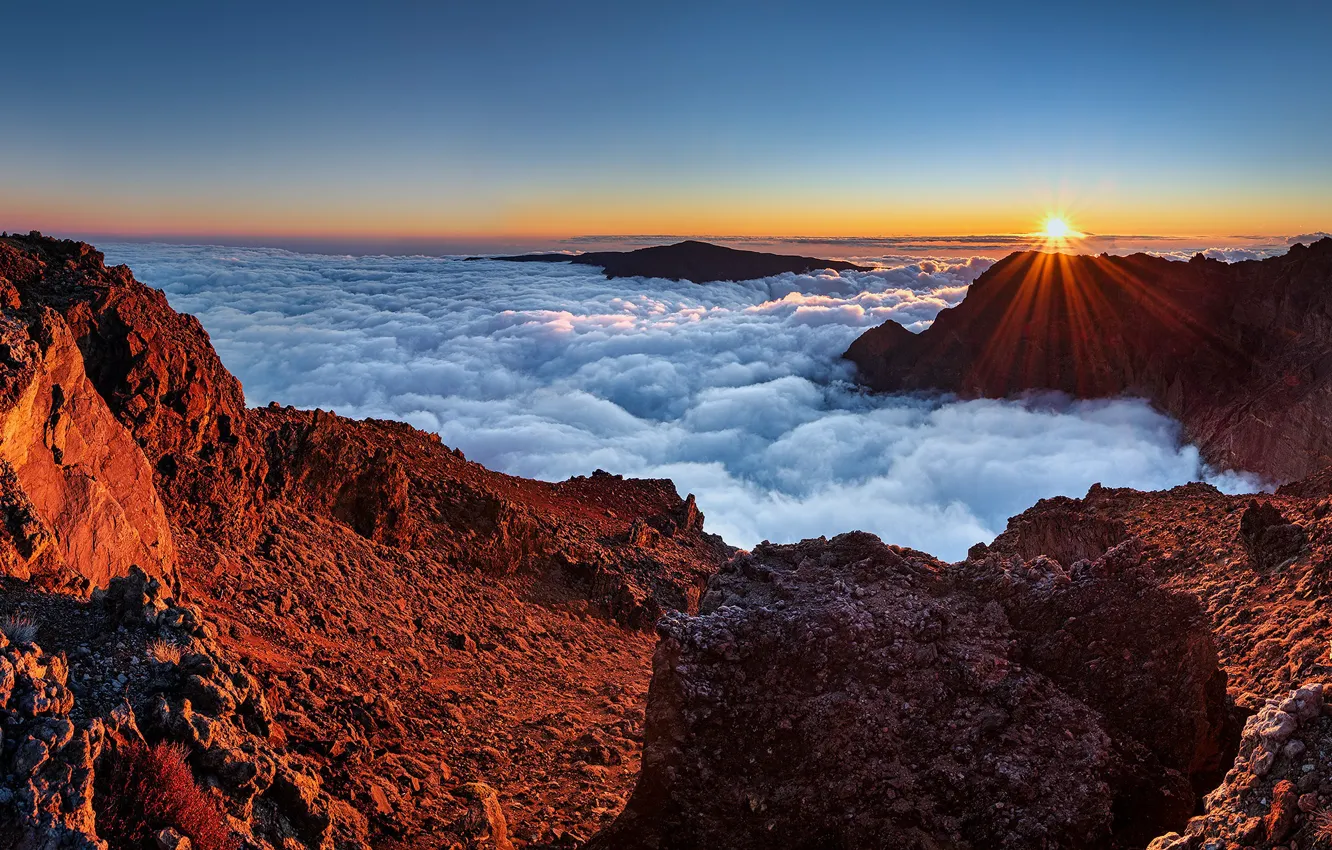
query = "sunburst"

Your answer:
(1035, 214), (1084, 248)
